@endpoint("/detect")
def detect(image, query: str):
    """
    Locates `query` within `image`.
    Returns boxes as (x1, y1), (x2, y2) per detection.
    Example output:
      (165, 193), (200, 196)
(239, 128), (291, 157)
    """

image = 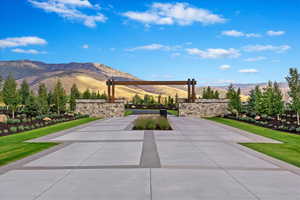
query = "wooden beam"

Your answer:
(112, 80), (195, 86)
(107, 80), (111, 102)
(192, 78), (196, 102)
(111, 79), (115, 103)
(187, 78), (191, 103)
